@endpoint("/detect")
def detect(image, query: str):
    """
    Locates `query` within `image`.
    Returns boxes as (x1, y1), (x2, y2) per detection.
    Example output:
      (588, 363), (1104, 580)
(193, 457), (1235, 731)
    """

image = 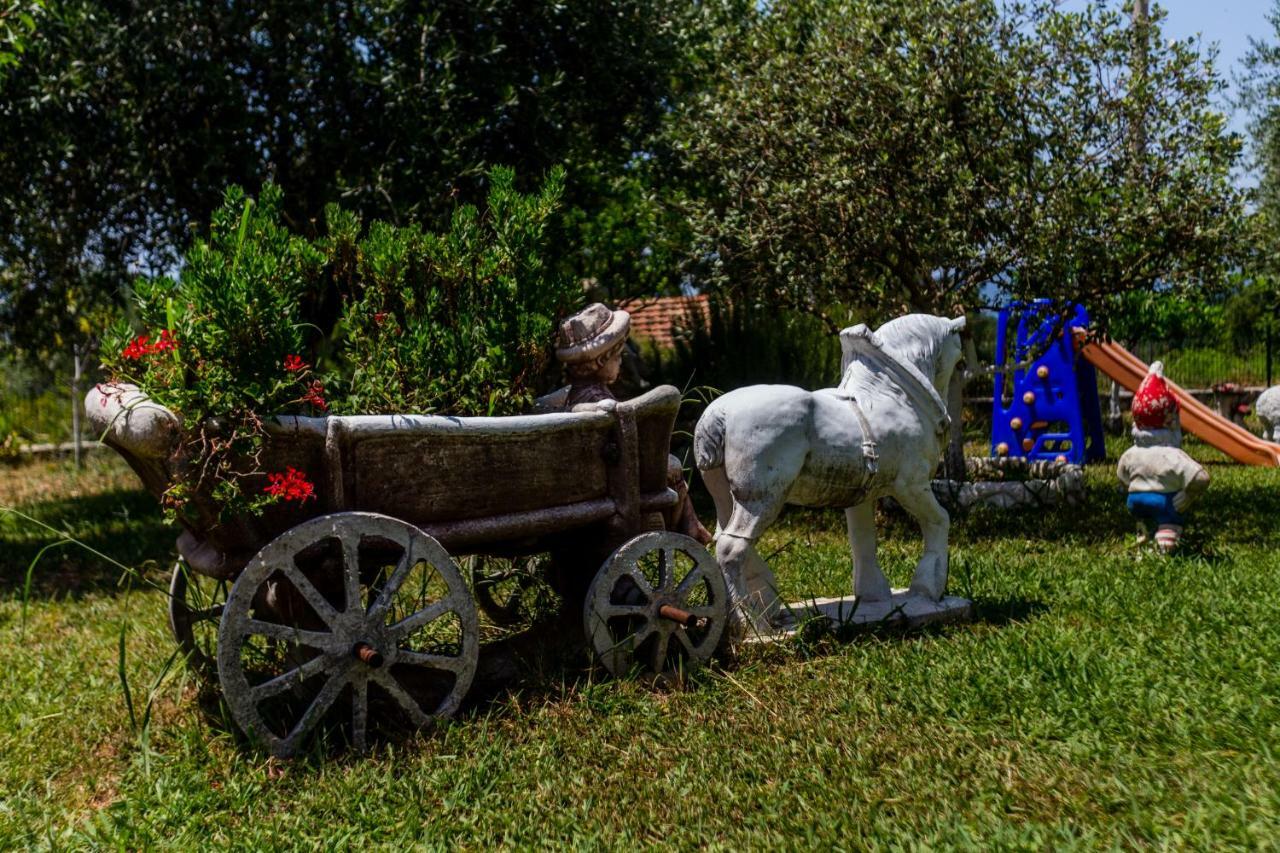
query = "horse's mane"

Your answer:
(872, 314), (955, 380)
(836, 314), (960, 438)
